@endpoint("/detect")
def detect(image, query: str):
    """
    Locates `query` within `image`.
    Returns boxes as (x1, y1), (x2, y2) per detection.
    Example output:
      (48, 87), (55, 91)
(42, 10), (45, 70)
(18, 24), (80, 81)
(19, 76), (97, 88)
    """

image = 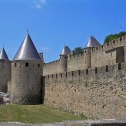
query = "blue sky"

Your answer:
(0, 0), (126, 63)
